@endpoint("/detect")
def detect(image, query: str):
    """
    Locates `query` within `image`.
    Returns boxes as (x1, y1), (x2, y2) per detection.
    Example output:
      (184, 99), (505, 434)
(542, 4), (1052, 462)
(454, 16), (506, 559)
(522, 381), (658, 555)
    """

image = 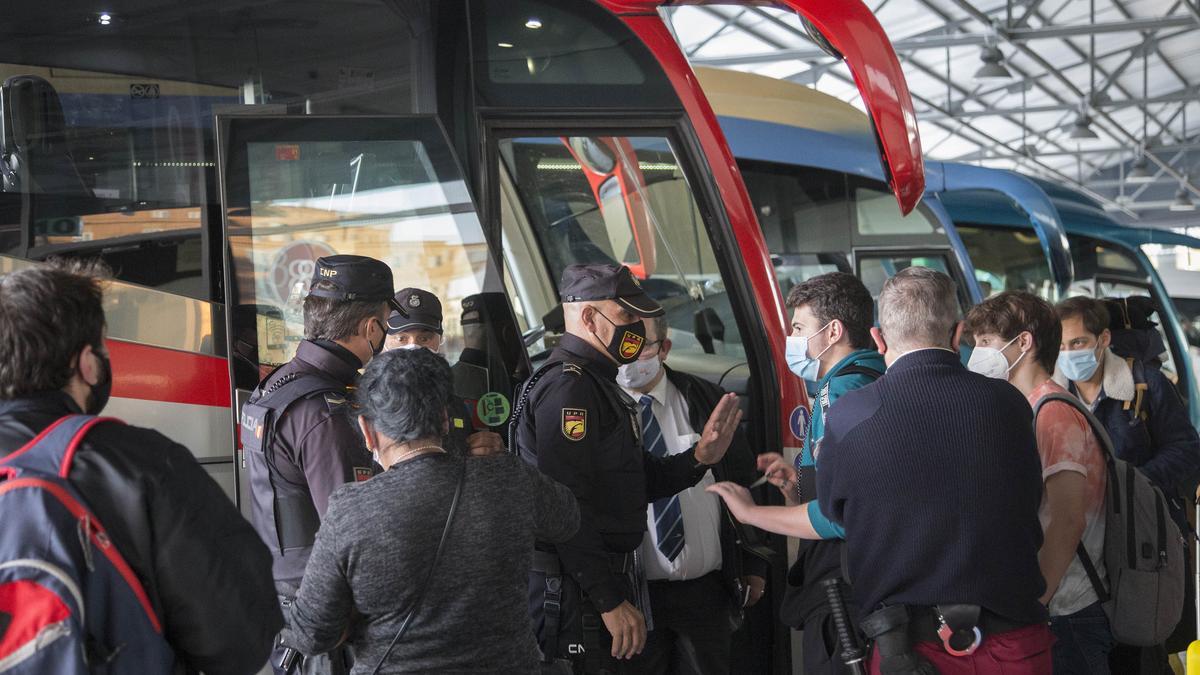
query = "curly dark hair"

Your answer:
(785, 272), (875, 349)
(356, 347), (451, 442)
(964, 290), (1062, 373)
(0, 259), (111, 399)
